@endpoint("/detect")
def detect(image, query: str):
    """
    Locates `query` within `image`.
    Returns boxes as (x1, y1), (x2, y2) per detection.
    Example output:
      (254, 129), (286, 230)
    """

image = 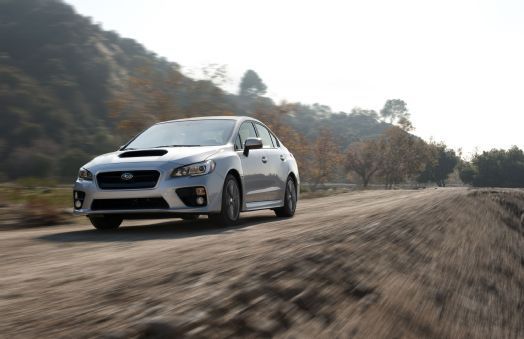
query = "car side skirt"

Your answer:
(244, 199), (283, 211)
